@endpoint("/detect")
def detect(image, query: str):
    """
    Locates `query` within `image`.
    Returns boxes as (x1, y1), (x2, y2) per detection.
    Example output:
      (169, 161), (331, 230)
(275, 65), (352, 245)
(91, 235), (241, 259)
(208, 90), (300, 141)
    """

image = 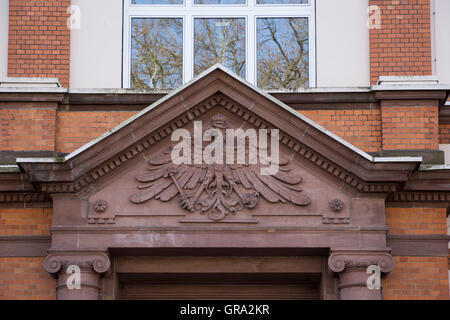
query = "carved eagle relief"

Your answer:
(130, 113), (311, 221)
